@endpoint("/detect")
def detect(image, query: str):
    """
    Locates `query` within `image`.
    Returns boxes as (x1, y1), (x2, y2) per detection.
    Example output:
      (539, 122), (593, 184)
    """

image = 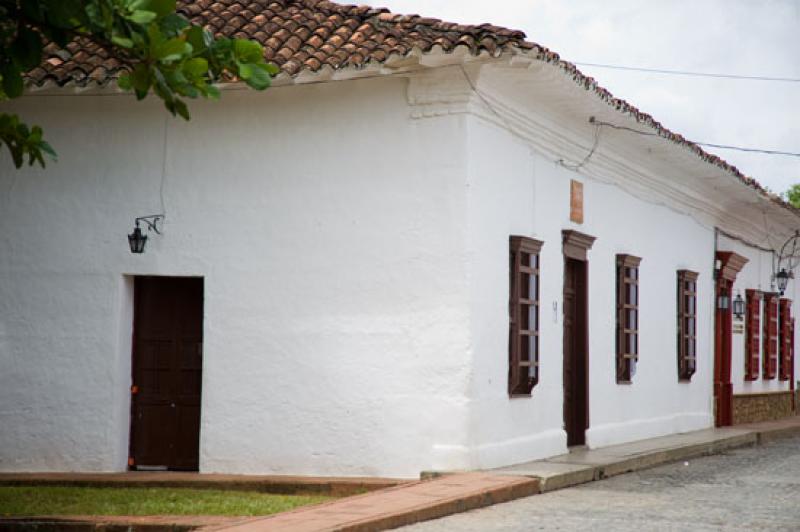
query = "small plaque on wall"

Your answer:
(732, 323), (744, 334)
(570, 179), (584, 224)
